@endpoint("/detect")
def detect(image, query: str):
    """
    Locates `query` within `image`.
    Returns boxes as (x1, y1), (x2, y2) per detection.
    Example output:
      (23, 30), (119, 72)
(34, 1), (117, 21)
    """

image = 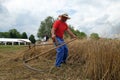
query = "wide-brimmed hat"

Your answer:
(59, 13), (70, 19)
